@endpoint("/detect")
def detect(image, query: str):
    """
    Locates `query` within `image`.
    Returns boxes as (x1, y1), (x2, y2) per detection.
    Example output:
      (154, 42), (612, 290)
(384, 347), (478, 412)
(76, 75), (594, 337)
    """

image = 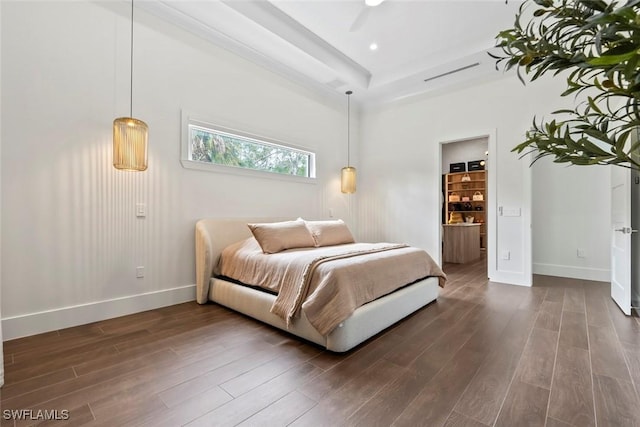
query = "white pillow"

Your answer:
(304, 219), (355, 247)
(247, 219), (316, 254)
